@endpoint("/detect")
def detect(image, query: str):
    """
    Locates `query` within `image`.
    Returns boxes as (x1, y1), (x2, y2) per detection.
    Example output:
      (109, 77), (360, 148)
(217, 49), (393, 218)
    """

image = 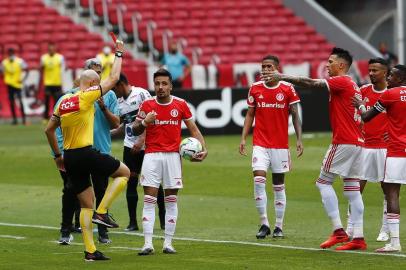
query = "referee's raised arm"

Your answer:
(100, 39), (125, 95)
